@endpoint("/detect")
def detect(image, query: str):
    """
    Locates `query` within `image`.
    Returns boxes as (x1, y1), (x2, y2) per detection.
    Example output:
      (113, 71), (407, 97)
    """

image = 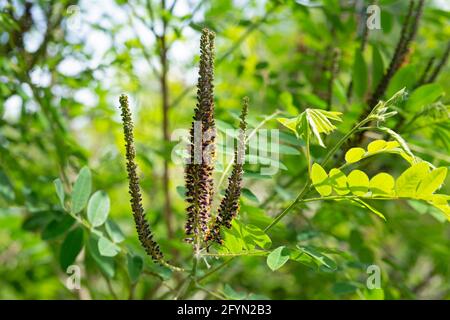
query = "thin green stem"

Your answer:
(217, 110), (281, 190)
(265, 118), (371, 232)
(201, 251), (268, 257)
(305, 125), (311, 178)
(197, 258), (234, 283)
